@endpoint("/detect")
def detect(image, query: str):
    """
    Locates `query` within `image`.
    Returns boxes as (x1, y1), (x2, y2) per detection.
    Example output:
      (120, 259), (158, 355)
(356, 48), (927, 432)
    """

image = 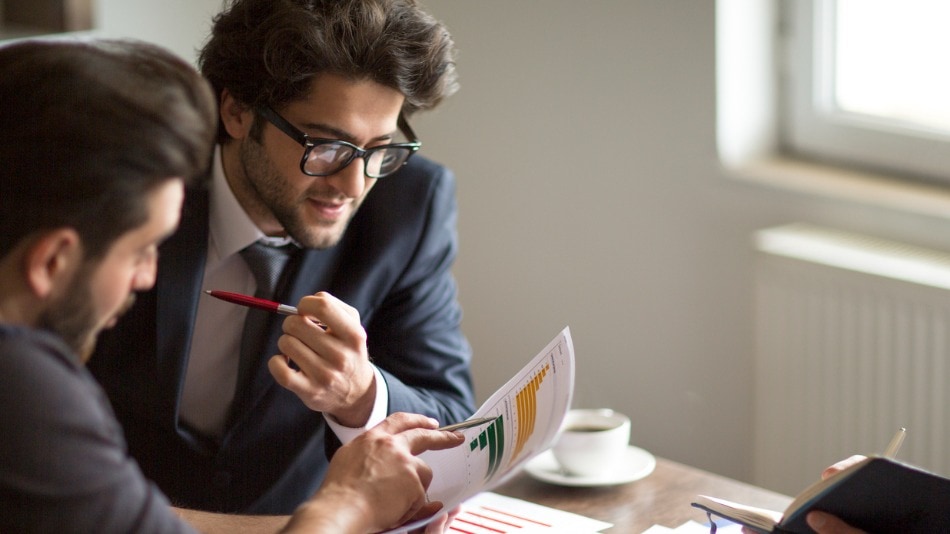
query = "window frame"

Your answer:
(781, 0), (950, 184)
